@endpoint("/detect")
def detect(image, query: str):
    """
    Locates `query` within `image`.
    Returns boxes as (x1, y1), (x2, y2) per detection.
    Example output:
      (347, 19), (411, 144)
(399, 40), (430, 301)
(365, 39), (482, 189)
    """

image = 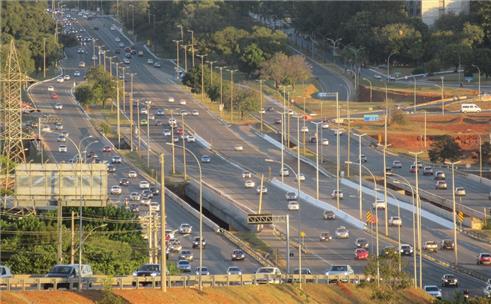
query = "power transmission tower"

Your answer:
(1, 40), (33, 171)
